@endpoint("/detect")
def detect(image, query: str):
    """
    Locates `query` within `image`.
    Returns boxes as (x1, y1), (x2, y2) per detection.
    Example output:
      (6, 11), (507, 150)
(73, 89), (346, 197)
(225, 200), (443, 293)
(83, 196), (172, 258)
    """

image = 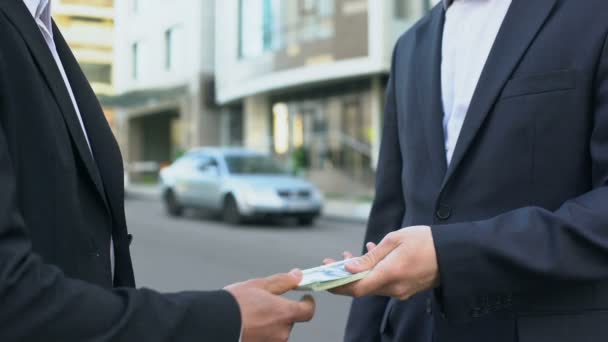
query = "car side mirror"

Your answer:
(200, 163), (220, 177)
